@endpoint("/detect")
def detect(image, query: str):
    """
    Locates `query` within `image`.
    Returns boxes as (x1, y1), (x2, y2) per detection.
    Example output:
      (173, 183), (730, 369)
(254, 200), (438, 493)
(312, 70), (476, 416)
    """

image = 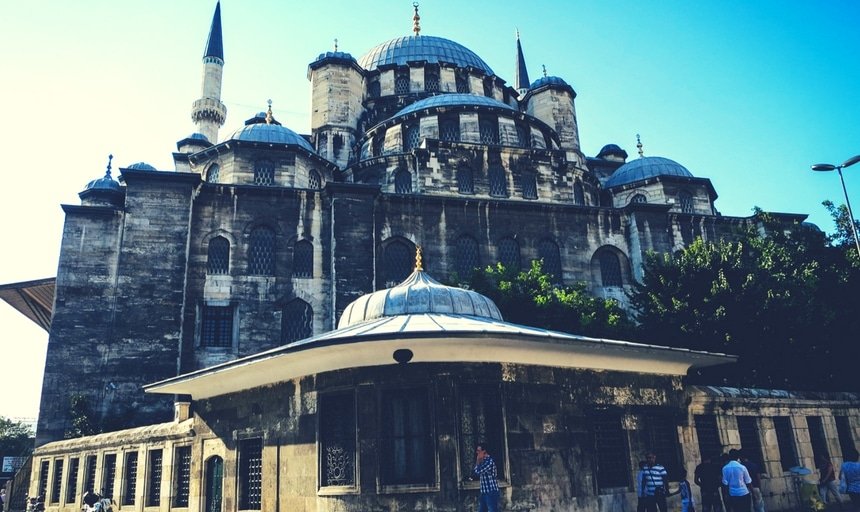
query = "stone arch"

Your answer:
(590, 245), (630, 288)
(282, 298), (313, 343)
(379, 237), (417, 288)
